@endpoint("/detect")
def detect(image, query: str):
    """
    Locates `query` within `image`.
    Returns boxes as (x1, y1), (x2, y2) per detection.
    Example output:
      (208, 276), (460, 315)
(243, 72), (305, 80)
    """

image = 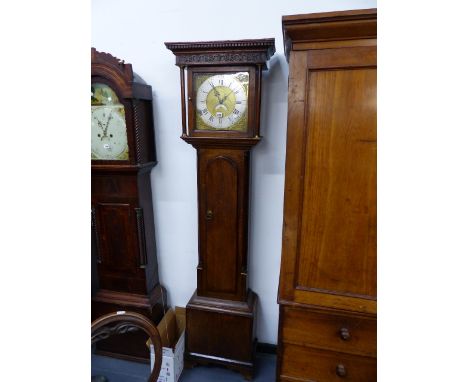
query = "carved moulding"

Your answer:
(165, 39), (275, 69)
